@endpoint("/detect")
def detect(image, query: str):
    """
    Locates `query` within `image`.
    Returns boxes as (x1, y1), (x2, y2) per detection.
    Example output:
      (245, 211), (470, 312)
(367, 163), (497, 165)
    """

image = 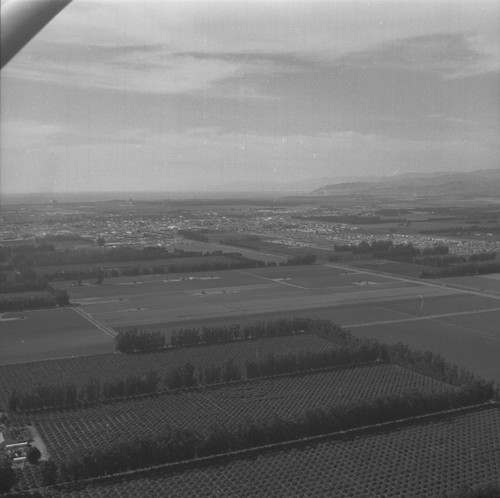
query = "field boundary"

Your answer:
(72, 306), (117, 339)
(36, 401), (498, 493)
(345, 306), (500, 330)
